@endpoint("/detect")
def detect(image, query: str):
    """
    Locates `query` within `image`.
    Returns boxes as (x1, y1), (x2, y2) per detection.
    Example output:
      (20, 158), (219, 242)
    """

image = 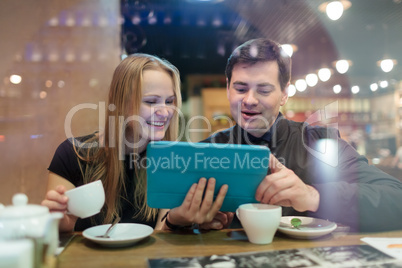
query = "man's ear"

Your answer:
(226, 78), (230, 99)
(280, 83), (289, 106)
